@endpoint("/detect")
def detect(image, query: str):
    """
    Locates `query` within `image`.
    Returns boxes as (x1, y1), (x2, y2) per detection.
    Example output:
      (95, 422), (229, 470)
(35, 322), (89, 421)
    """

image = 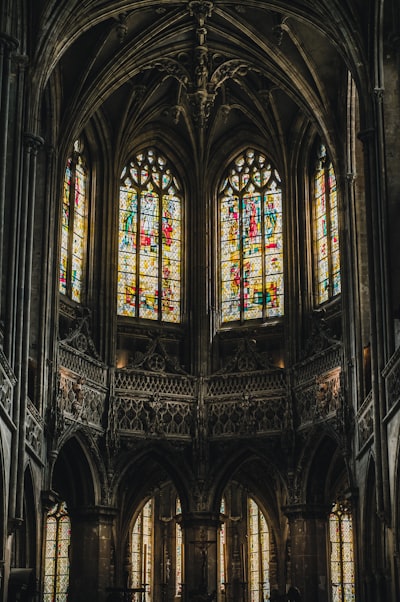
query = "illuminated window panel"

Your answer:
(313, 145), (341, 304)
(329, 499), (355, 602)
(248, 497), (270, 602)
(220, 149), (284, 323)
(118, 149), (182, 322)
(132, 499), (153, 595)
(220, 497), (226, 593)
(43, 501), (71, 602)
(176, 497), (183, 596)
(59, 141), (88, 302)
